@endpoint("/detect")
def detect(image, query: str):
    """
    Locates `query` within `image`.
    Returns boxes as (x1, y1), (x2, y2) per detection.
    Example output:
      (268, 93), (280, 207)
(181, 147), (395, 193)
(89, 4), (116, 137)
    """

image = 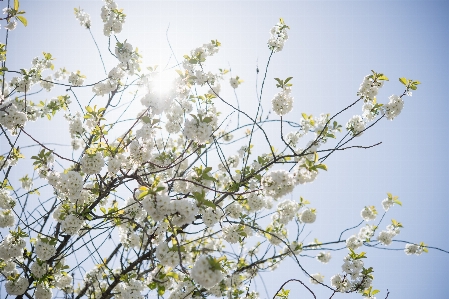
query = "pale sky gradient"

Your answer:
(2, 1), (449, 298)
